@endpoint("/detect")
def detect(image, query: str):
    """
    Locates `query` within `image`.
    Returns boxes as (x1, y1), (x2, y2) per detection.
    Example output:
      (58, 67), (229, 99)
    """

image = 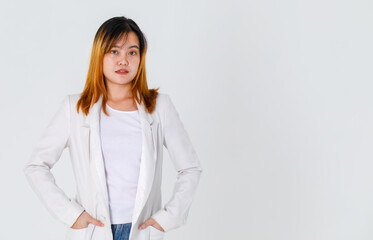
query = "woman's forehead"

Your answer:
(113, 32), (139, 48)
